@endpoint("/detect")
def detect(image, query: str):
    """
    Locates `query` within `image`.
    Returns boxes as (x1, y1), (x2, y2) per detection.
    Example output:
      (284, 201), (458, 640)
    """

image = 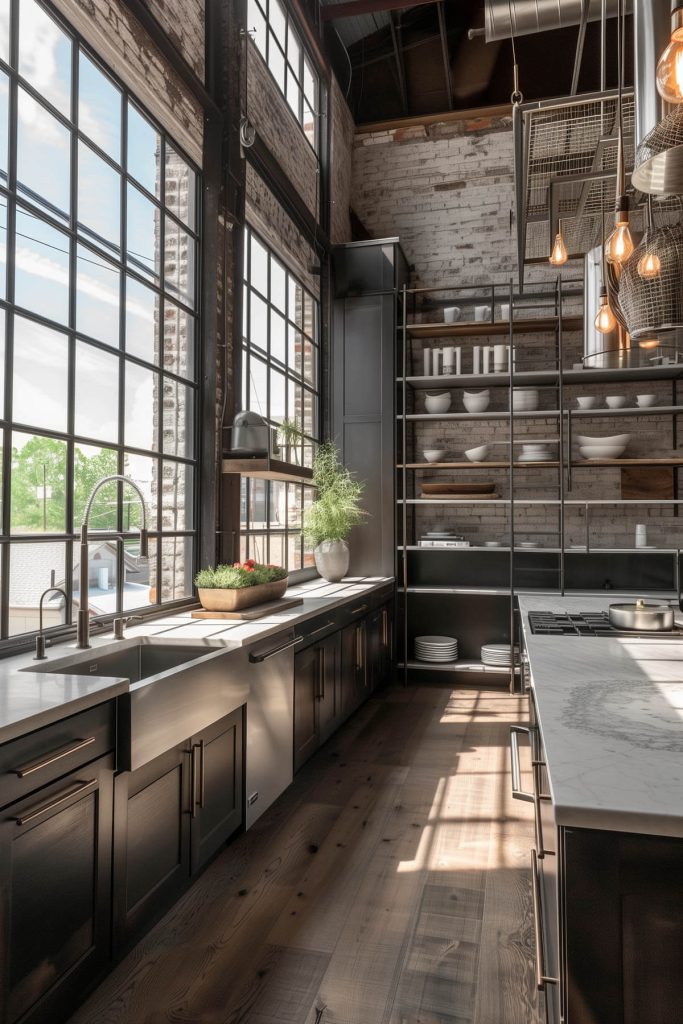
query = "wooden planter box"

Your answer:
(197, 577), (289, 612)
